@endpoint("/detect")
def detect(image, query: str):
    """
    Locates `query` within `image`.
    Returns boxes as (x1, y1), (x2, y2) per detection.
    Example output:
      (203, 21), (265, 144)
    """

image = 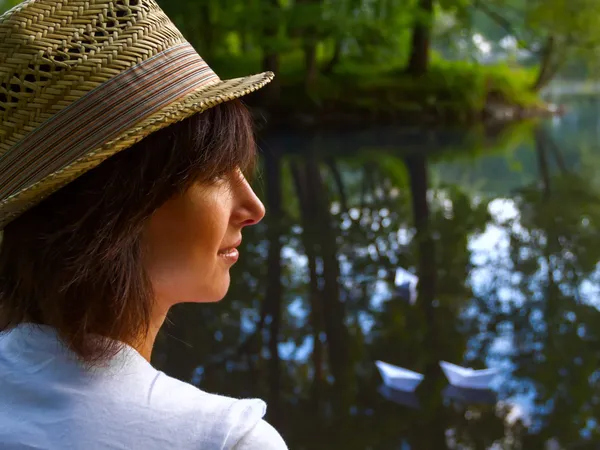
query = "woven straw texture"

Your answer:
(0, 0), (273, 228)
